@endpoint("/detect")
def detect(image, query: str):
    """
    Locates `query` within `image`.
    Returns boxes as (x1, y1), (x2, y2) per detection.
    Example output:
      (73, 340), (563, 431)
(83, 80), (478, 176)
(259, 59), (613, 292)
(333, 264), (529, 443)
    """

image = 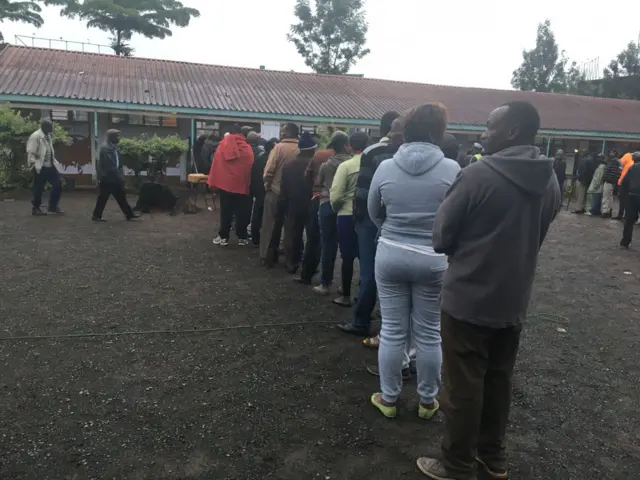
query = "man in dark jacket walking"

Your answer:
(417, 102), (561, 480)
(92, 129), (138, 222)
(552, 149), (567, 193)
(602, 150), (622, 218)
(620, 152), (640, 248)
